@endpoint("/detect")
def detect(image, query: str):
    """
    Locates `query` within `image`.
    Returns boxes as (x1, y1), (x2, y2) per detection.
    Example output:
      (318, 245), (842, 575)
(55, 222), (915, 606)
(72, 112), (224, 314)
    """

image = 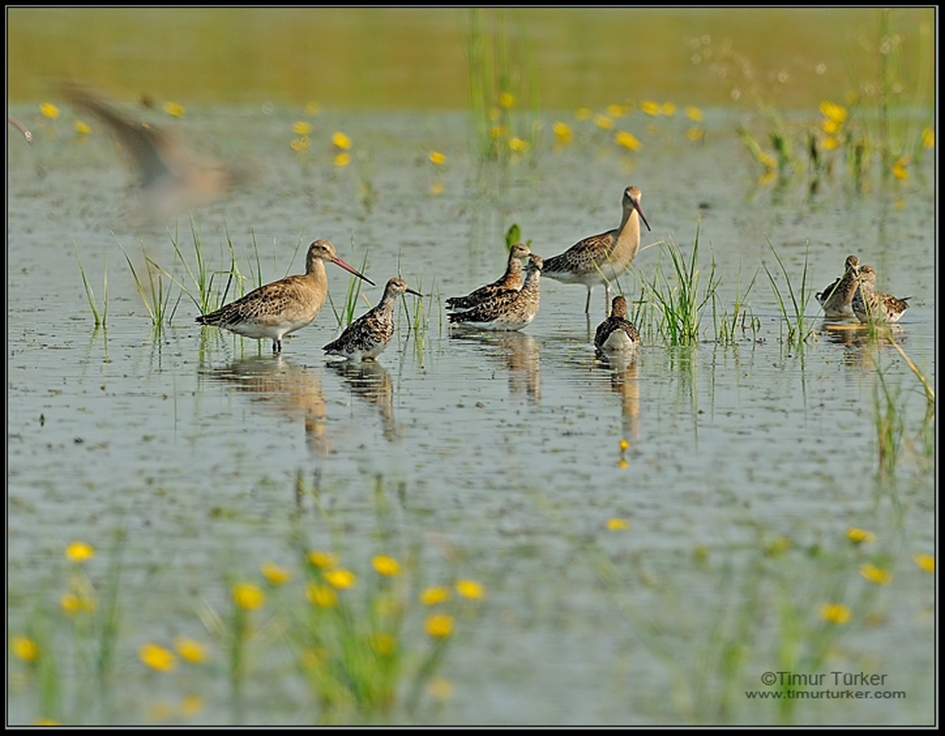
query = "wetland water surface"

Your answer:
(7, 96), (936, 725)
